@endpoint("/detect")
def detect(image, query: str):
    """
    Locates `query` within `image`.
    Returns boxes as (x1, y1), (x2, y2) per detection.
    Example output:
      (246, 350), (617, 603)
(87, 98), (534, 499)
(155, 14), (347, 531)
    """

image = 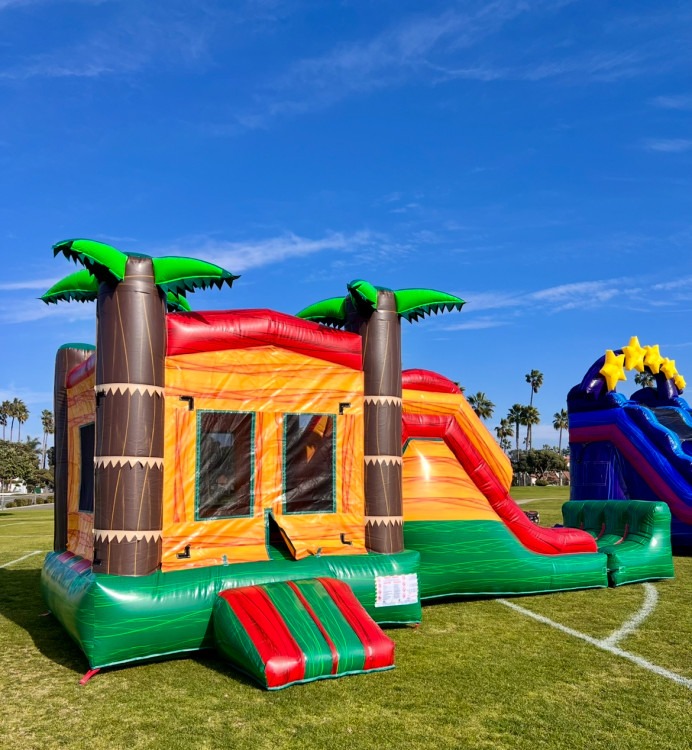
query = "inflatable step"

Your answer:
(213, 577), (395, 689)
